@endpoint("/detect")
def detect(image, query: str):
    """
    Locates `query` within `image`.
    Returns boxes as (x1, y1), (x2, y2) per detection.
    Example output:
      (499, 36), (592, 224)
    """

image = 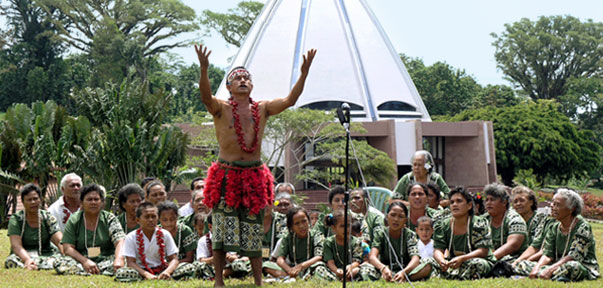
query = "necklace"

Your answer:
(291, 232), (311, 266)
(136, 228), (167, 273)
(556, 217), (578, 259)
(449, 216), (472, 257)
(229, 97), (260, 153)
(84, 213), (100, 250)
(335, 237), (350, 267)
(21, 210), (42, 255)
(387, 228), (404, 271)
